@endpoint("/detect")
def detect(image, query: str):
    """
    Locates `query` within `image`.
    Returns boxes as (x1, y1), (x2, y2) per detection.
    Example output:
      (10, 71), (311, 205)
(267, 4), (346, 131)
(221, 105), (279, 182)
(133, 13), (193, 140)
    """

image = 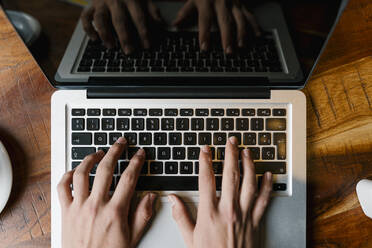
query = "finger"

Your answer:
(220, 136), (240, 206)
(93, 7), (115, 48)
(239, 149), (257, 215)
(198, 145), (216, 209)
(91, 137), (127, 200)
(197, 2), (213, 51)
(108, 2), (133, 54)
(232, 5), (247, 47)
(169, 194), (195, 248)
(214, 1), (233, 53)
(130, 193), (157, 246)
(111, 148), (146, 212)
(172, 0), (195, 26)
(126, 1), (150, 49)
(148, 0), (163, 23)
(57, 170), (74, 208)
(73, 150), (105, 201)
(81, 6), (99, 40)
(242, 7), (261, 37)
(252, 172), (272, 228)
